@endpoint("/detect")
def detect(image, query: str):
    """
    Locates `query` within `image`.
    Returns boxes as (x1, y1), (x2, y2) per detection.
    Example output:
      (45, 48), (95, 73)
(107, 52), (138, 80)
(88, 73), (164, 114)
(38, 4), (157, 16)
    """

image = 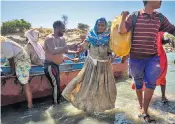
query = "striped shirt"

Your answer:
(126, 9), (175, 59)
